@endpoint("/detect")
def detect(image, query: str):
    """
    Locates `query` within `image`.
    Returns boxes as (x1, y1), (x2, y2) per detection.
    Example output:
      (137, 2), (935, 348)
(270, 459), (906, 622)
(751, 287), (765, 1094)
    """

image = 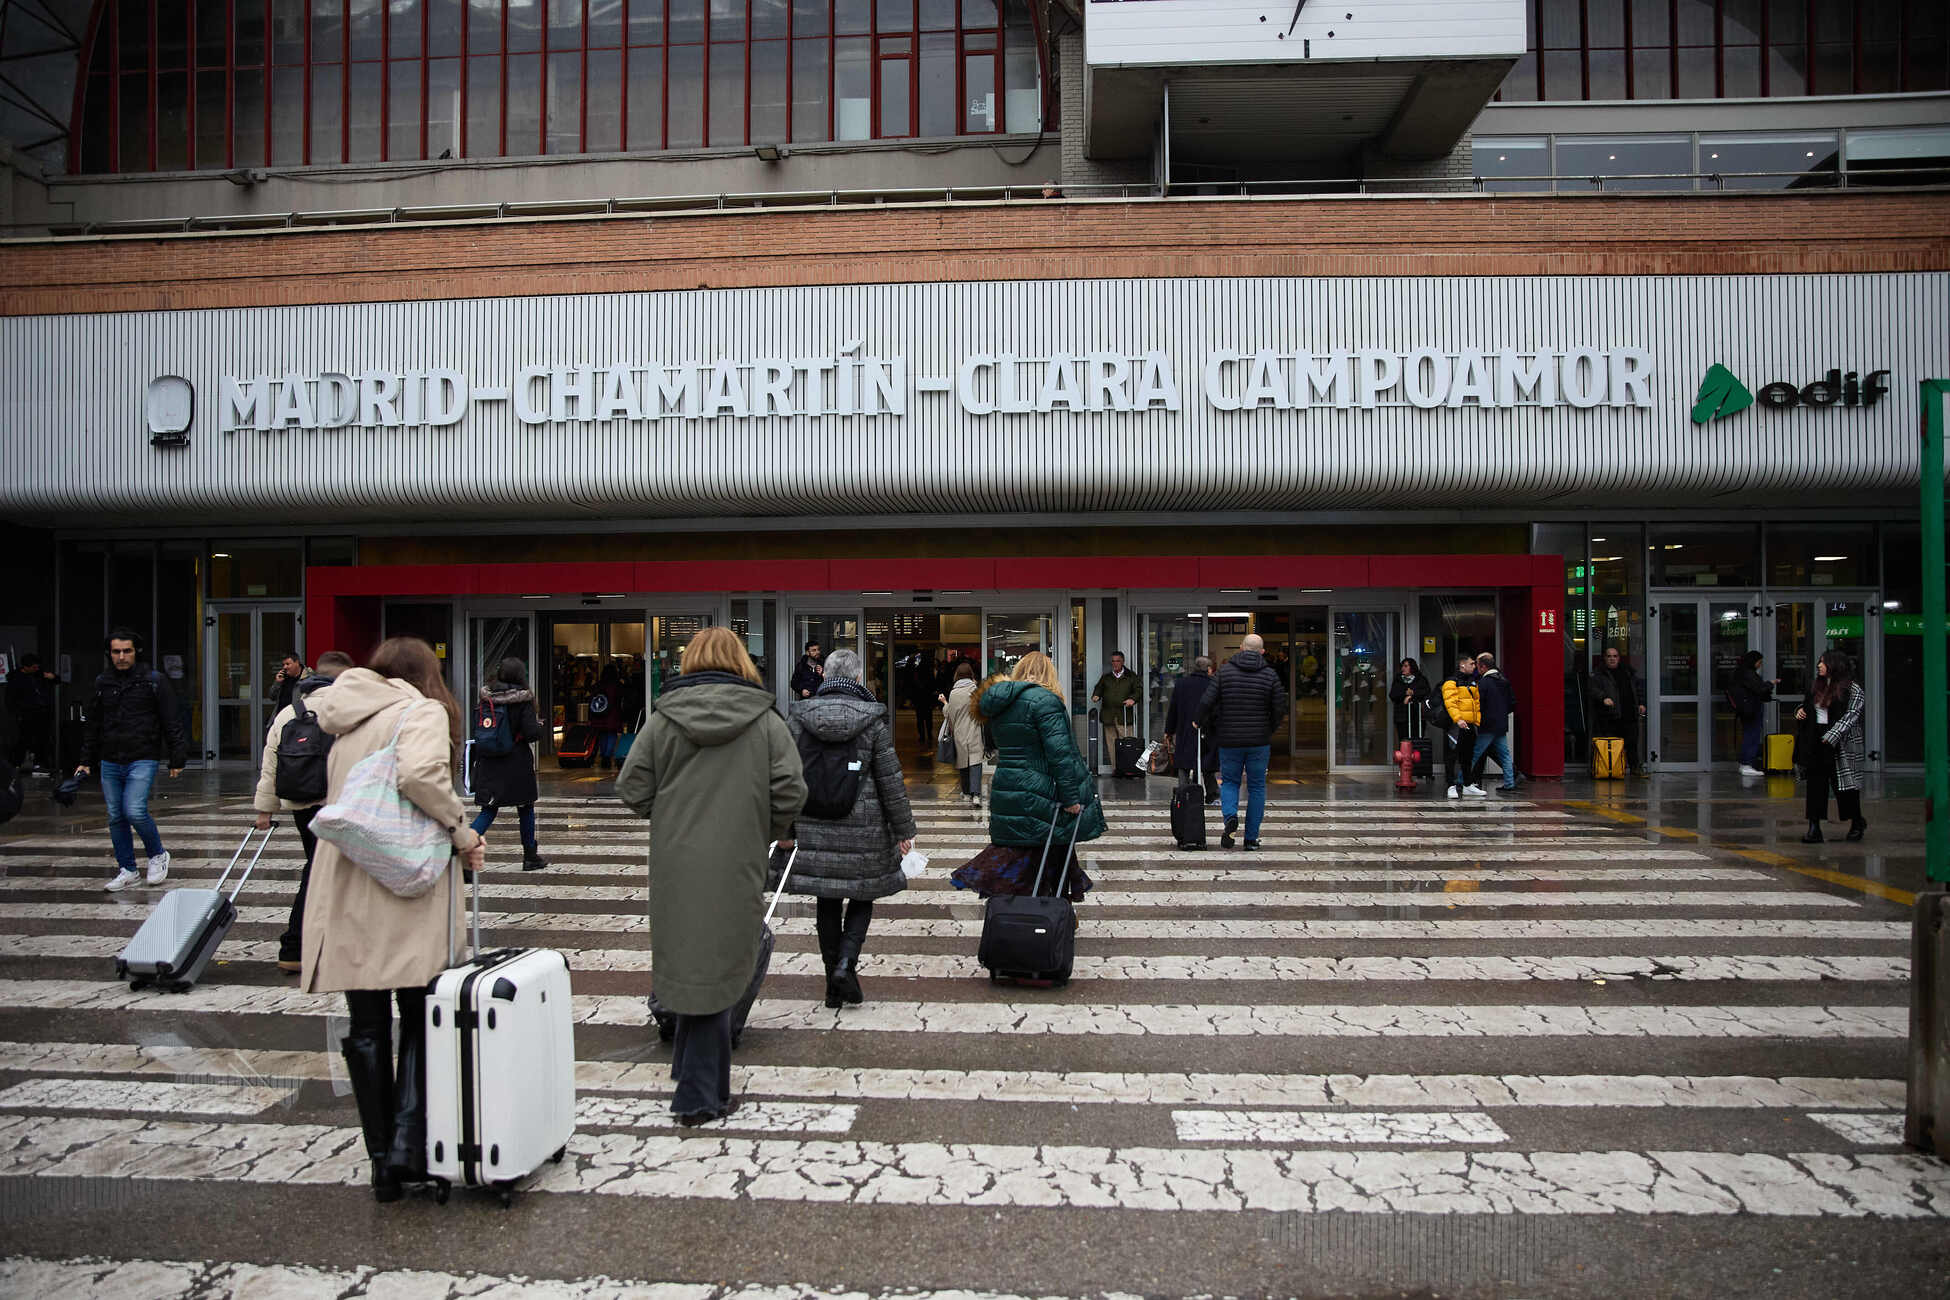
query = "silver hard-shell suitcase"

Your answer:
(425, 868), (576, 1207)
(115, 825), (273, 992)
